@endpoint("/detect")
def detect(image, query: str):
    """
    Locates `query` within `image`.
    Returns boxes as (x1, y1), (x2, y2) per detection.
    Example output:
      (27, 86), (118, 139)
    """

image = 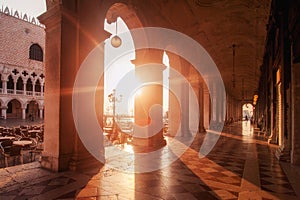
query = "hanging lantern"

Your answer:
(111, 35), (122, 48)
(110, 19), (122, 48)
